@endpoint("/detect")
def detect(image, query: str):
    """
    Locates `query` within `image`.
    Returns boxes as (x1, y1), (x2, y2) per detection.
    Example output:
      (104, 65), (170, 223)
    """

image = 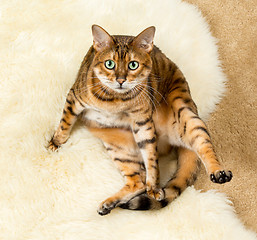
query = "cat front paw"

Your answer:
(210, 170), (233, 184)
(47, 138), (60, 152)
